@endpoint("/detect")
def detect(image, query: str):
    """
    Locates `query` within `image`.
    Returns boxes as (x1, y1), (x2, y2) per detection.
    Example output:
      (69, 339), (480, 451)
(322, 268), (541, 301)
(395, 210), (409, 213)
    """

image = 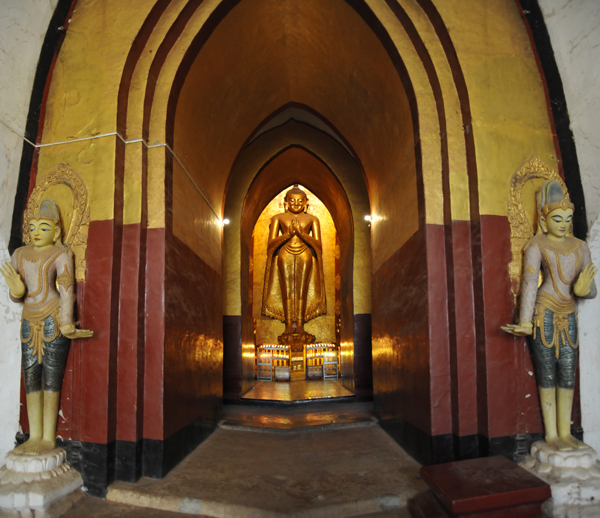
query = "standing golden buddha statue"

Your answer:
(262, 185), (326, 346)
(1, 199), (93, 456)
(503, 180), (597, 451)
